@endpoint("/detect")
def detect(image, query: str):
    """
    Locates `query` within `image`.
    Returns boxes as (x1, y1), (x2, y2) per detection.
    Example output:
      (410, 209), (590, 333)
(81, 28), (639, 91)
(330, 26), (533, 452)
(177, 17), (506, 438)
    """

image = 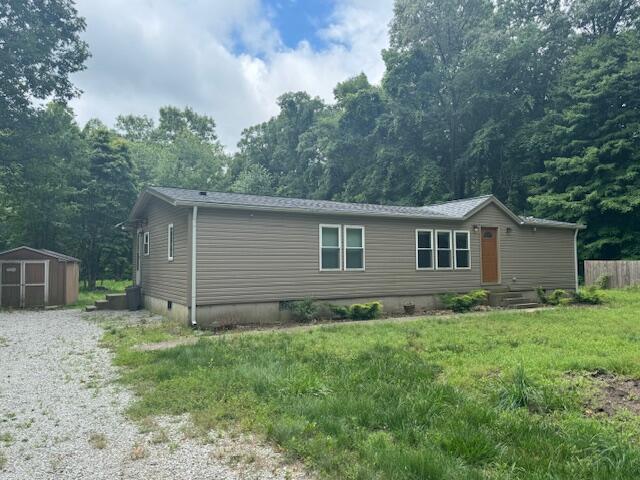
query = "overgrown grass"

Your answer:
(106, 288), (640, 478)
(72, 279), (130, 309)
